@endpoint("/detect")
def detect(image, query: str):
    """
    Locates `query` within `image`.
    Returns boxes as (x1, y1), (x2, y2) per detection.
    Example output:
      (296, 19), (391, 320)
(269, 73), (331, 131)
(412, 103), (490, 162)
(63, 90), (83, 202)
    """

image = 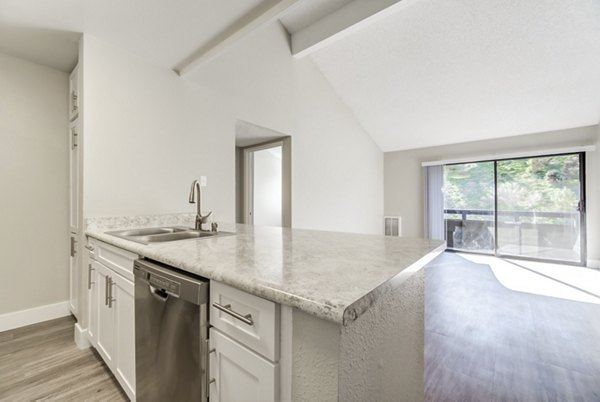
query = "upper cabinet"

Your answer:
(69, 65), (80, 121)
